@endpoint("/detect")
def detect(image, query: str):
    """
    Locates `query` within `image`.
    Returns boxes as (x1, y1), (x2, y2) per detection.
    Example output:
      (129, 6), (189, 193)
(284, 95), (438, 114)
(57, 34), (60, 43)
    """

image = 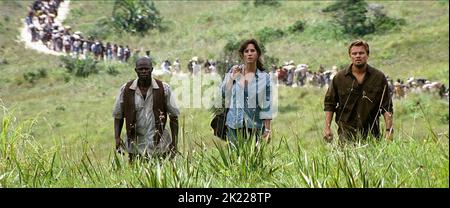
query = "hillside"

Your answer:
(61, 1), (449, 80)
(0, 1), (448, 187)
